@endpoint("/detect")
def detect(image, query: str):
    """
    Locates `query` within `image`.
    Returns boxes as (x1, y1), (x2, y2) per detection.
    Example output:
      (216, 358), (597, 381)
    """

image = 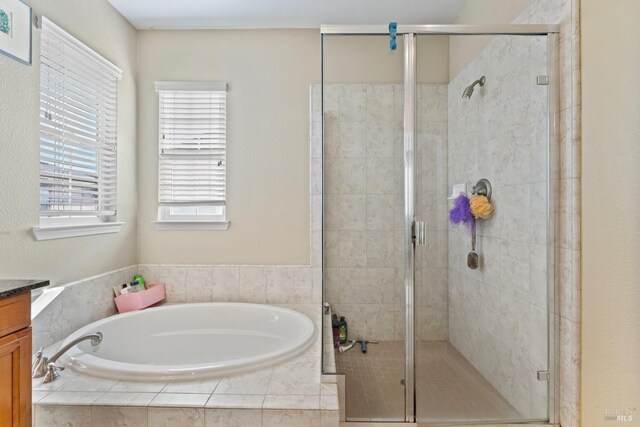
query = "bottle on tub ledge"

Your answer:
(332, 314), (340, 348)
(133, 274), (146, 290)
(113, 276), (166, 314)
(338, 316), (348, 344)
(113, 275), (146, 297)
